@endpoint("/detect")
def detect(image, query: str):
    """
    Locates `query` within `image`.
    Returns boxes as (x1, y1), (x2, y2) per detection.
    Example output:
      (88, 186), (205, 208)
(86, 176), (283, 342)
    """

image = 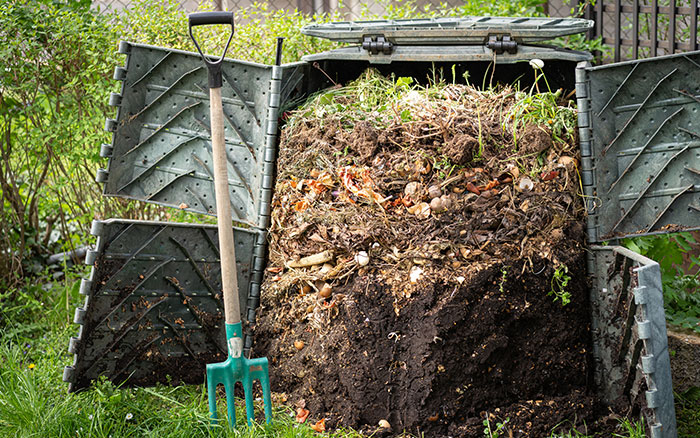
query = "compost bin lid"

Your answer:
(301, 16), (594, 45)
